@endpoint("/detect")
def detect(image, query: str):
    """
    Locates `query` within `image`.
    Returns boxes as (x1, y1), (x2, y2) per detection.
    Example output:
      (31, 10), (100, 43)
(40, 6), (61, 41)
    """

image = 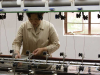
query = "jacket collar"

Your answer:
(27, 20), (44, 30)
